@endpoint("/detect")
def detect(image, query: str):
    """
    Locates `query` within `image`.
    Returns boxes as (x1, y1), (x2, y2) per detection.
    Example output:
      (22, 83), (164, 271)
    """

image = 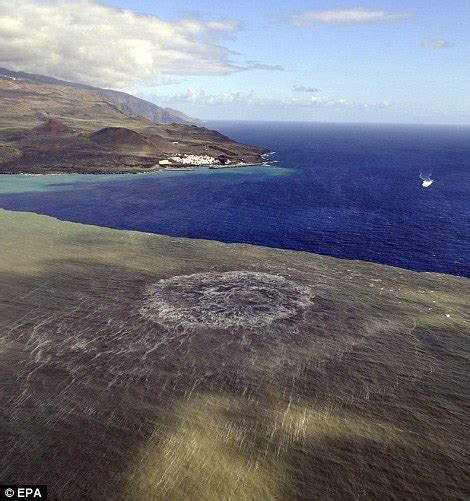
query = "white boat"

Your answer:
(419, 172), (433, 188)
